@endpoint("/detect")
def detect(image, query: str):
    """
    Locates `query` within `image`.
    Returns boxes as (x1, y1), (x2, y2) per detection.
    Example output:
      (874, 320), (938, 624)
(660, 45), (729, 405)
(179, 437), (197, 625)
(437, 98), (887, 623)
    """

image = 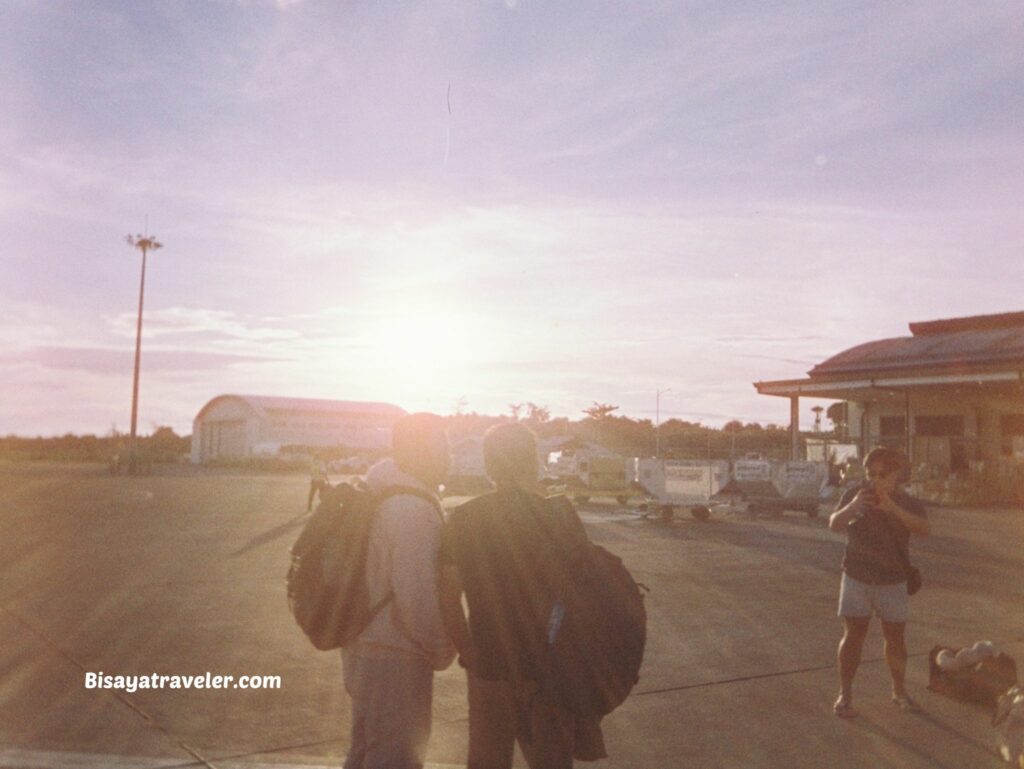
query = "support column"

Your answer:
(790, 395), (800, 460)
(905, 392), (913, 465)
(860, 406), (869, 457)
